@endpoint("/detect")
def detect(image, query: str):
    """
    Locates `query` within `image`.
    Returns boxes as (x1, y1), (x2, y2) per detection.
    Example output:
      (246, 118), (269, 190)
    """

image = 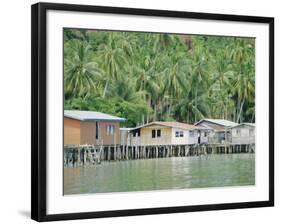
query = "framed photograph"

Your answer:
(31, 2), (274, 222)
